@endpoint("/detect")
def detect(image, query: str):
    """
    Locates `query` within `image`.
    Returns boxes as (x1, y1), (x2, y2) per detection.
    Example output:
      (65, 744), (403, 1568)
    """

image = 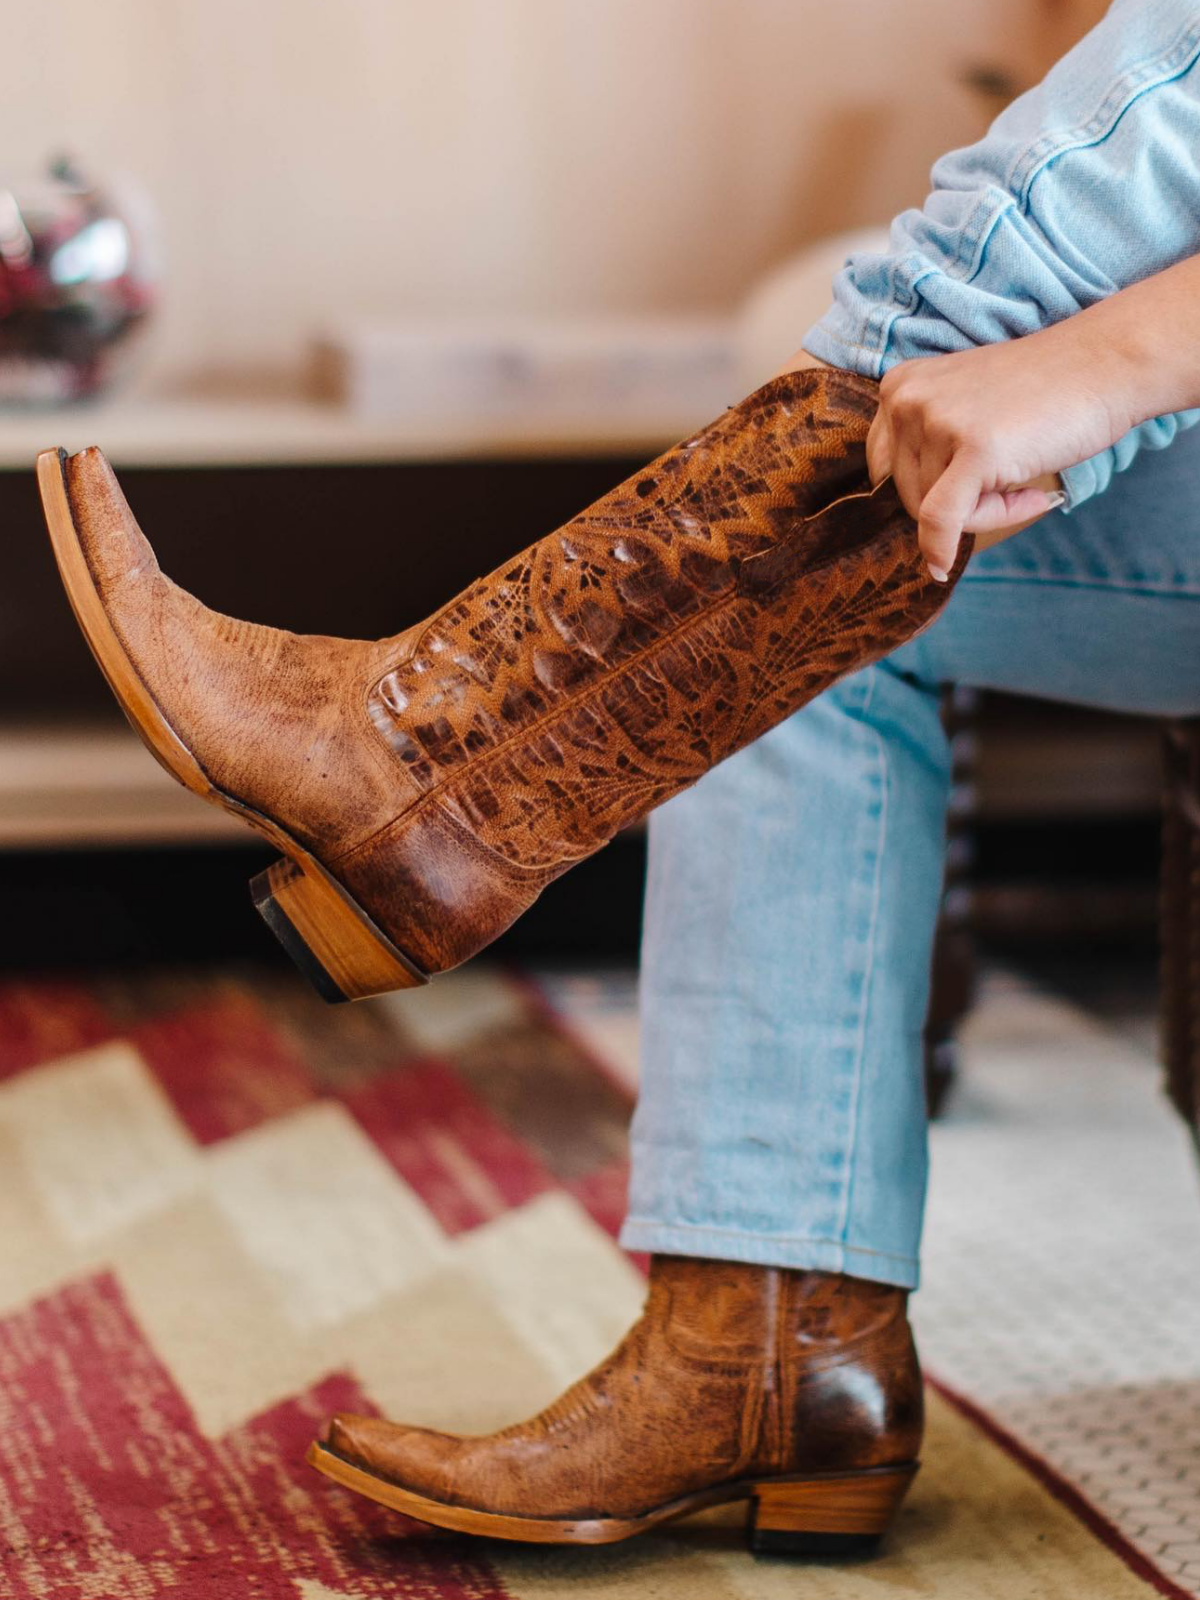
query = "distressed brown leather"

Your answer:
(63, 368), (969, 975)
(323, 1256), (923, 1520)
